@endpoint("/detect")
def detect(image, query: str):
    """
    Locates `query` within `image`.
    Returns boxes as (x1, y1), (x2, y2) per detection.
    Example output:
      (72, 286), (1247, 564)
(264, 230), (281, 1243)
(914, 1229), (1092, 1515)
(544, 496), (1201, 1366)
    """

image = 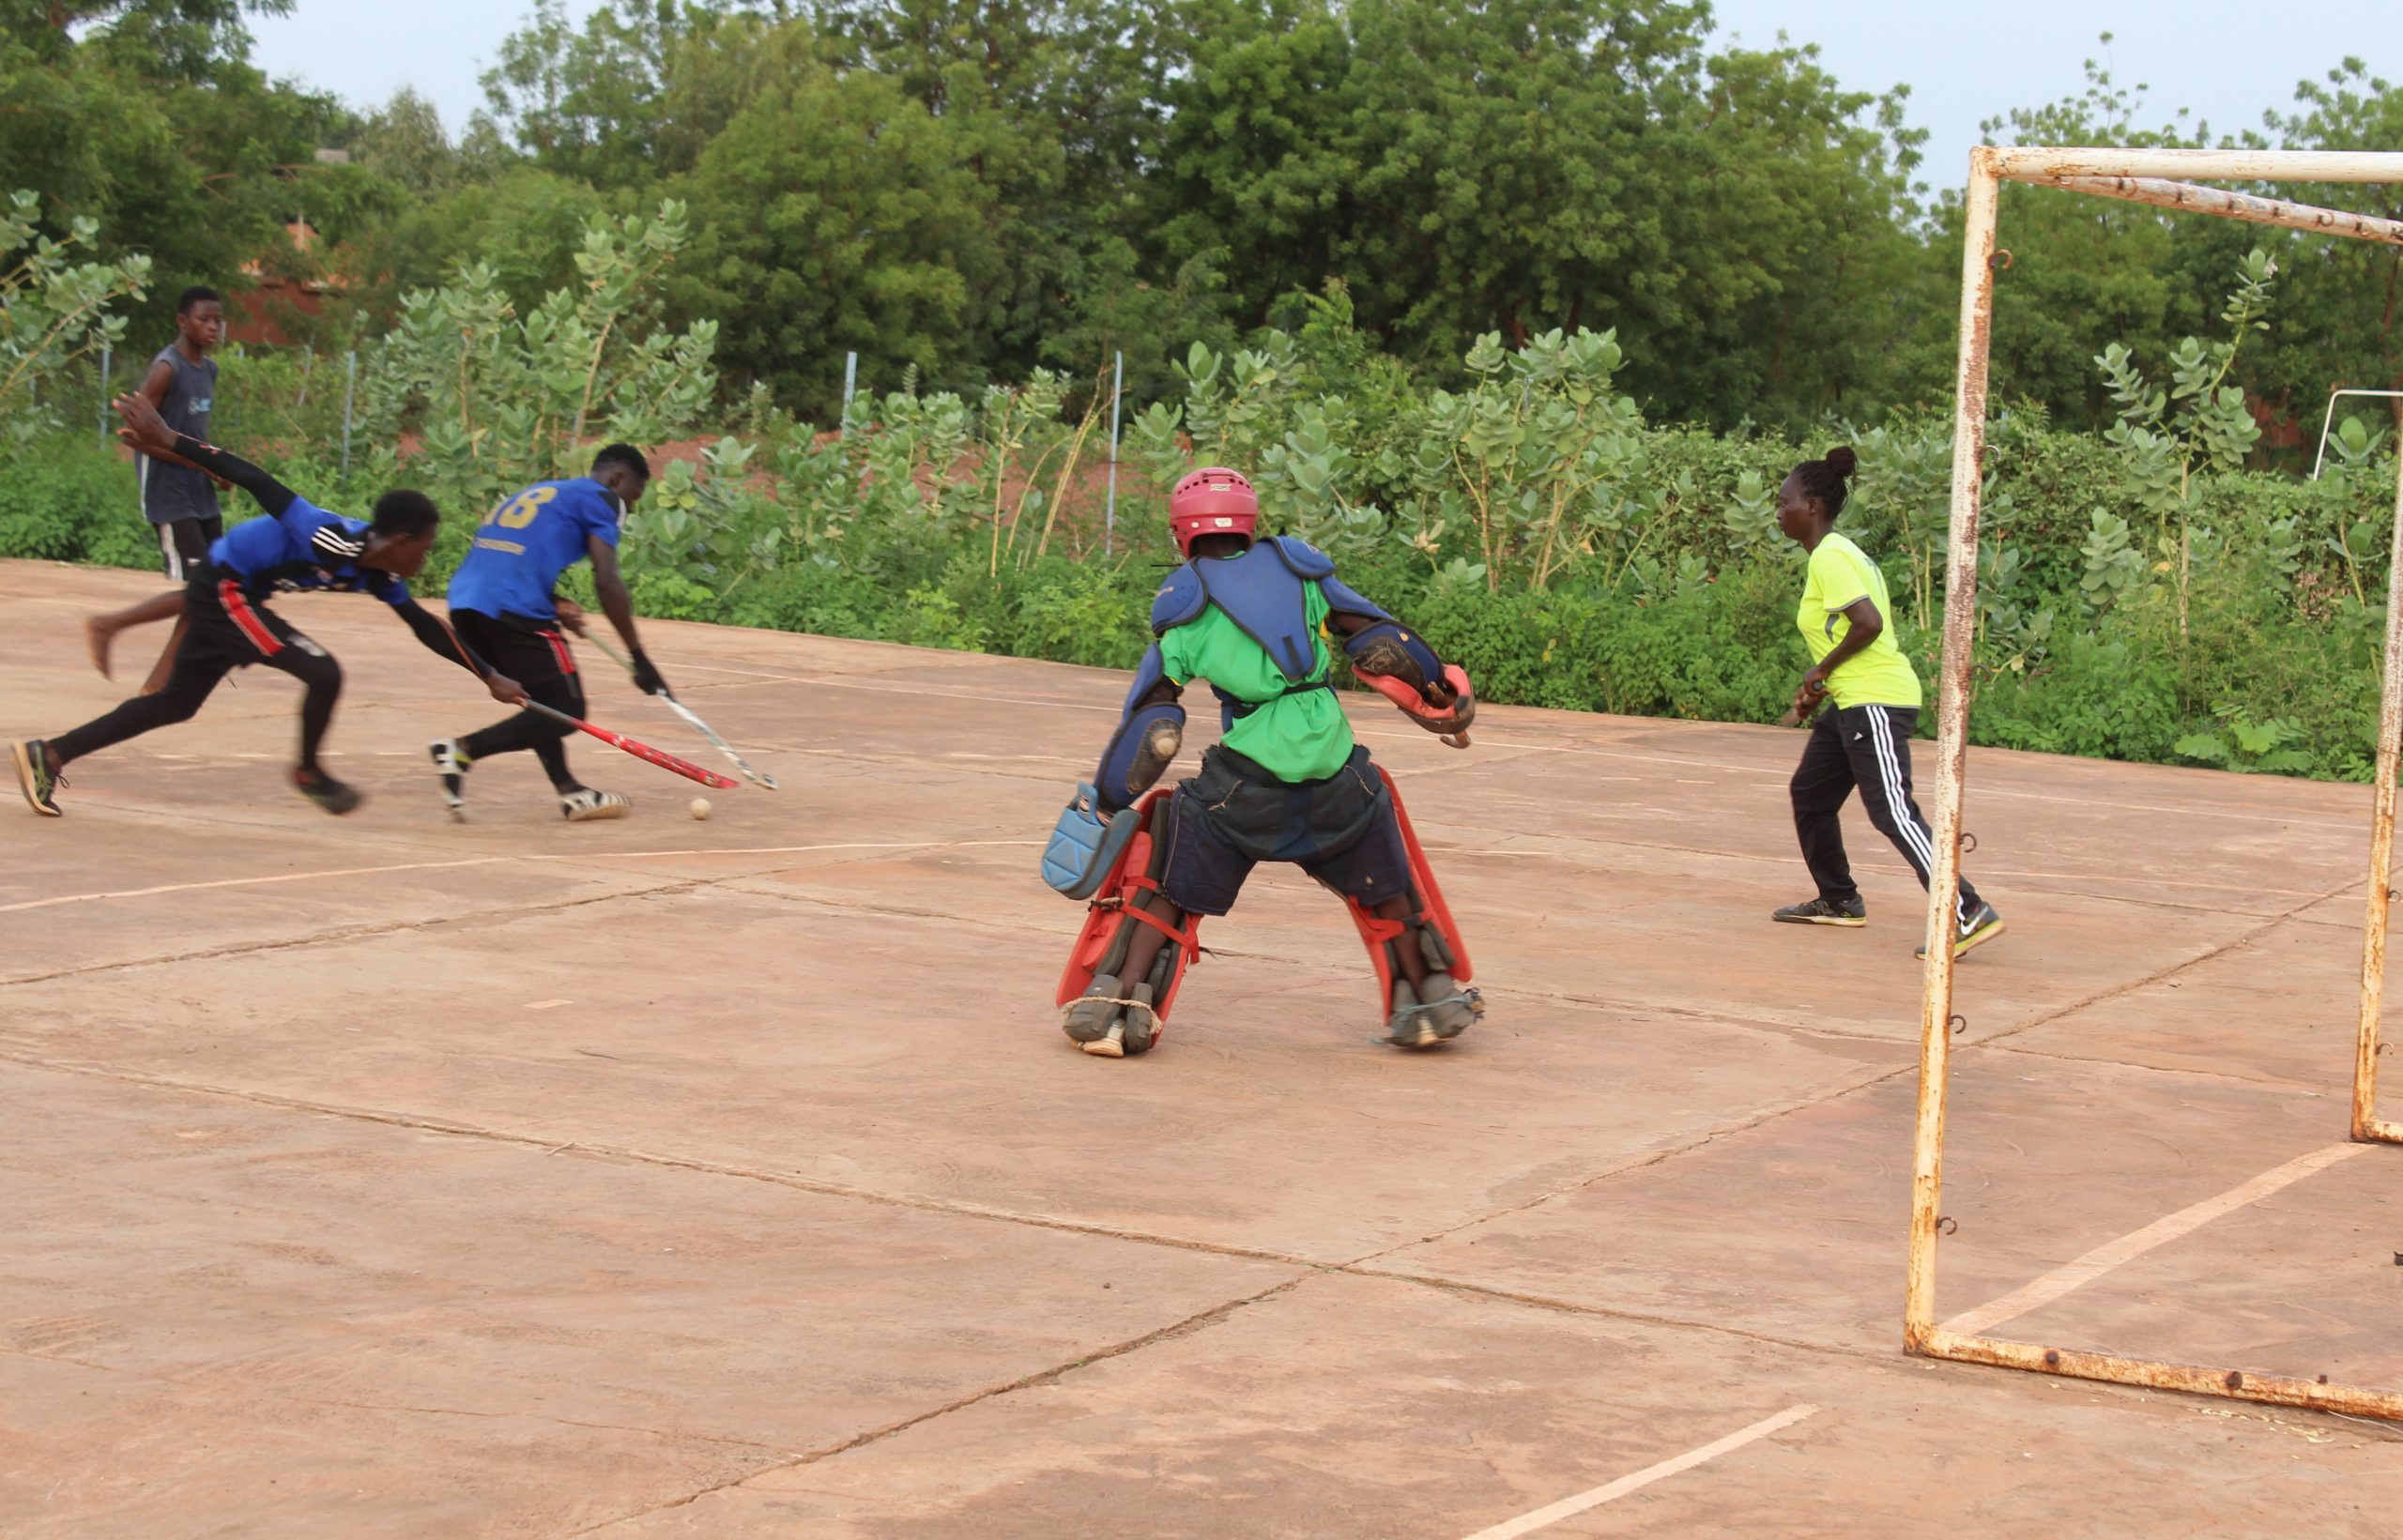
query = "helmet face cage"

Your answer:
(1170, 466), (1260, 556)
